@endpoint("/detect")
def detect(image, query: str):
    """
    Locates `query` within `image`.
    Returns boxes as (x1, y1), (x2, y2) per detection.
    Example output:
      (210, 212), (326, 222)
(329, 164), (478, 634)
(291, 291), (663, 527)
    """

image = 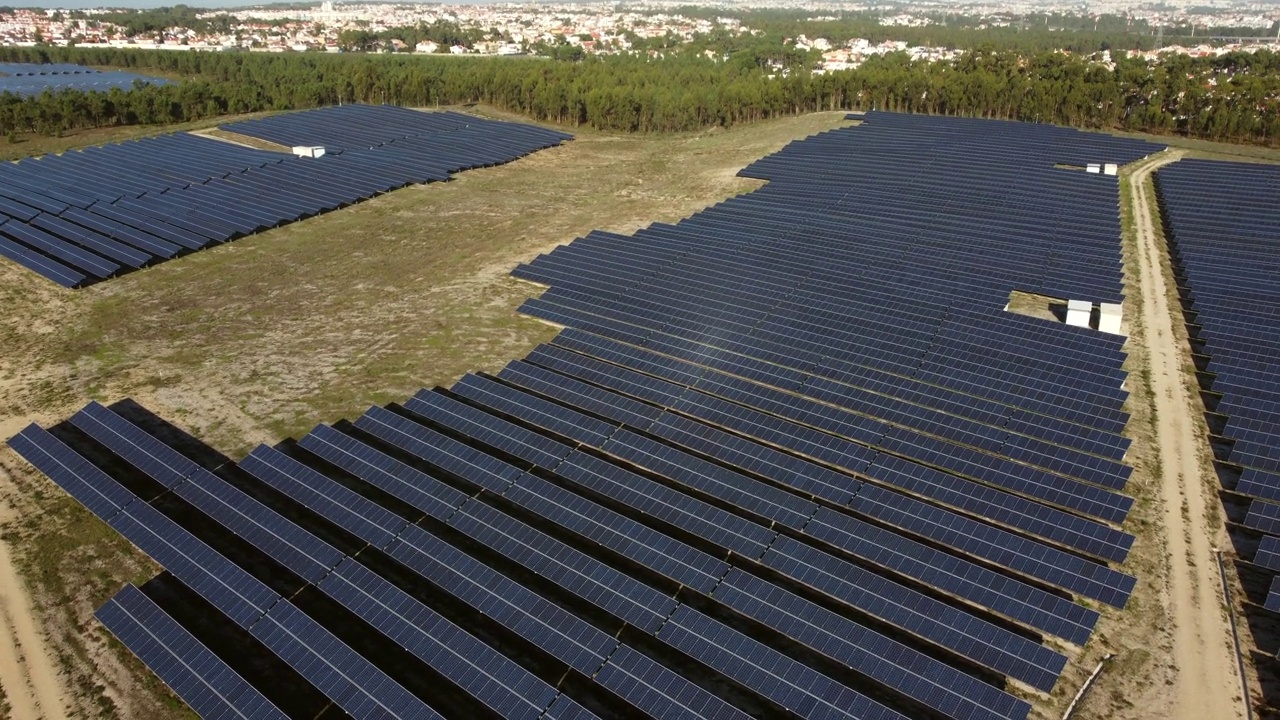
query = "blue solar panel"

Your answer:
(1257, 535), (1280, 572)
(69, 401), (204, 488)
(762, 536), (1067, 691)
(318, 558), (570, 720)
(1266, 576), (1280, 614)
(446, 500), (678, 633)
(388, 524), (617, 676)
(8, 424), (136, 519)
(712, 569), (1030, 720)
(249, 599), (443, 719)
(296, 423), (469, 520)
(656, 605), (909, 720)
(0, 106), (570, 288)
(239, 444), (408, 549)
(95, 585), (288, 720)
